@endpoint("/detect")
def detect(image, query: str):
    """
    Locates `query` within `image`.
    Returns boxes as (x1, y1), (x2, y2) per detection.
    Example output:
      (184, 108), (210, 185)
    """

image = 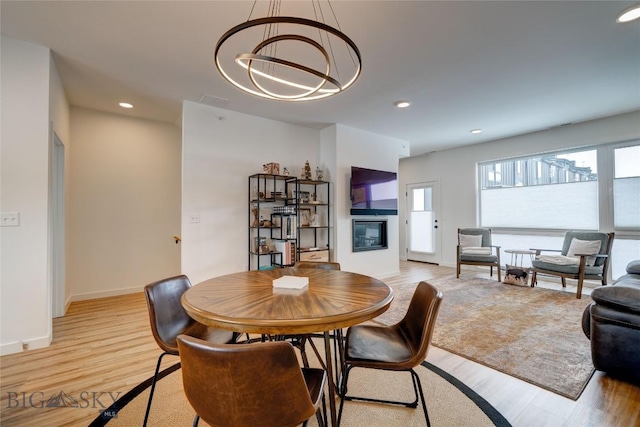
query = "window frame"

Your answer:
(477, 140), (639, 239)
